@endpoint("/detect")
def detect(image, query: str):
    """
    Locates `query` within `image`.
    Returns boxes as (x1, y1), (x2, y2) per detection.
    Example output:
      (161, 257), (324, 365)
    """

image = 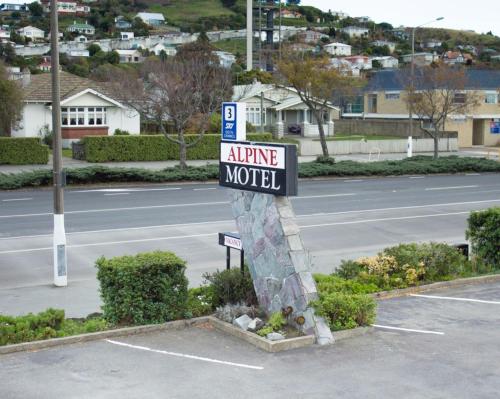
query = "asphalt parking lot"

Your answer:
(1, 281), (499, 399)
